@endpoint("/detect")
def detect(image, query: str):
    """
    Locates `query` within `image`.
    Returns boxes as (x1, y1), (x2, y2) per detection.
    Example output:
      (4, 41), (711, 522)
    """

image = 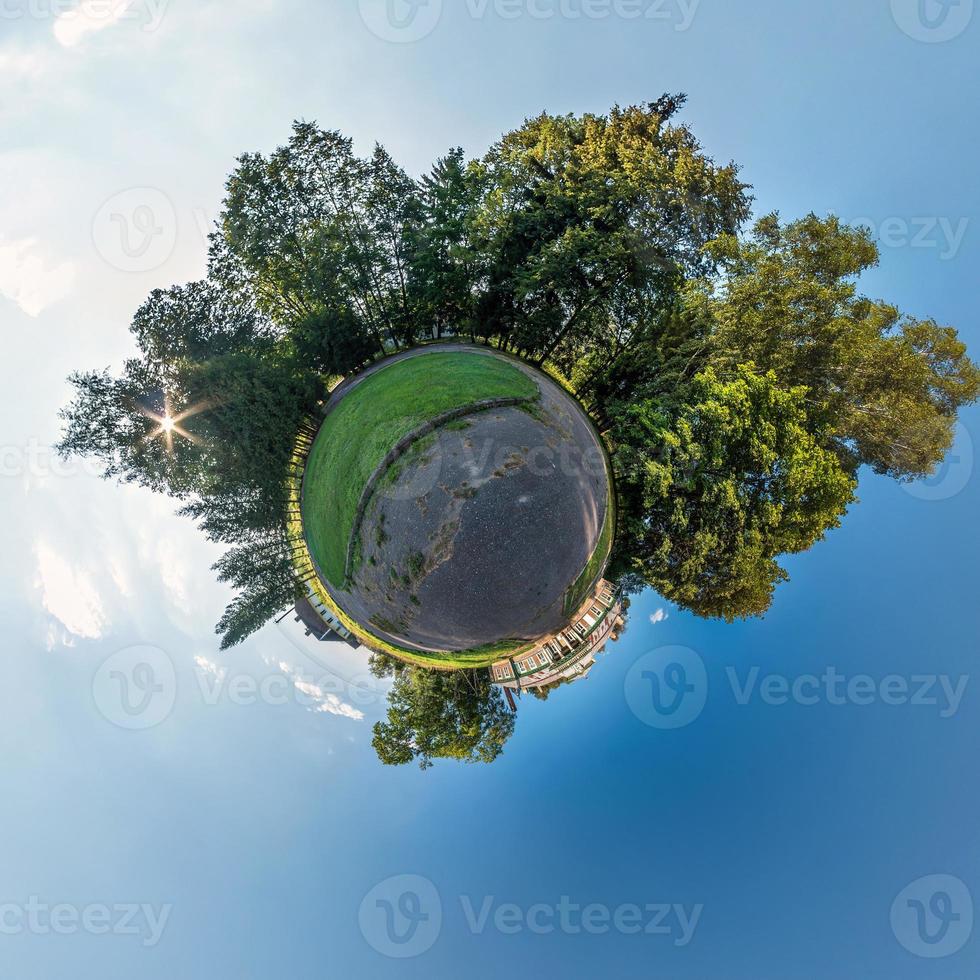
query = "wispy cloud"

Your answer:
(268, 659), (365, 721)
(650, 608), (670, 625)
(194, 655), (227, 682)
(0, 46), (51, 79)
(0, 237), (75, 317)
(34, 540), (107, 642)
(53, 0), (135, 48)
